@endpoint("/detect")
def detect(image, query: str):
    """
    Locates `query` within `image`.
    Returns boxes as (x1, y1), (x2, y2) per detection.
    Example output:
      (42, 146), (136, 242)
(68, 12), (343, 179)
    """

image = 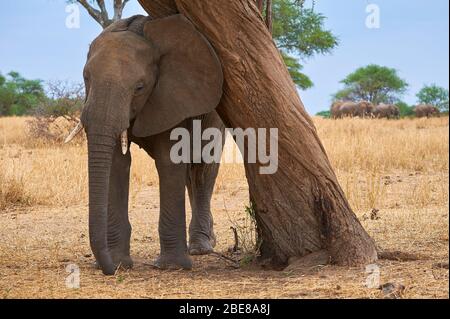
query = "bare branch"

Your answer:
(113, 0), (131, 21)
(113, 0), (122, 20)
(76, 0), (104, 27)
(96, 0), (111, 25)
(75, 0), (131, 28)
